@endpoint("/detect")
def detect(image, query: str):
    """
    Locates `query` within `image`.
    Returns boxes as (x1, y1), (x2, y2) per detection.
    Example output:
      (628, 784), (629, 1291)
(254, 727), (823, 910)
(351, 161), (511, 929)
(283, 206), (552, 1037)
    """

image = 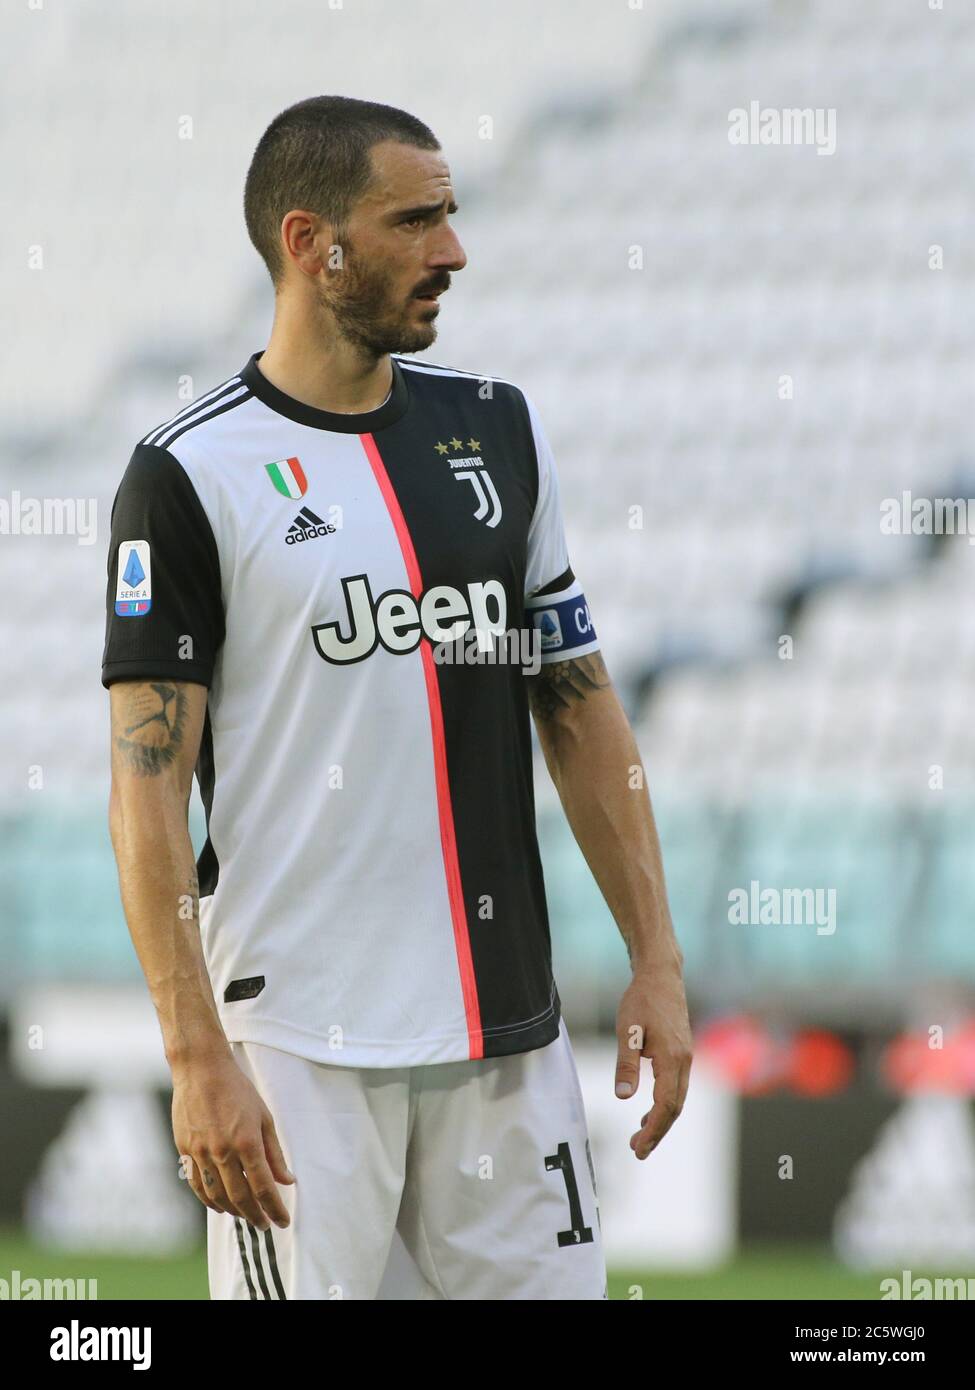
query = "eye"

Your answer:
(401, 216), (424, 230)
